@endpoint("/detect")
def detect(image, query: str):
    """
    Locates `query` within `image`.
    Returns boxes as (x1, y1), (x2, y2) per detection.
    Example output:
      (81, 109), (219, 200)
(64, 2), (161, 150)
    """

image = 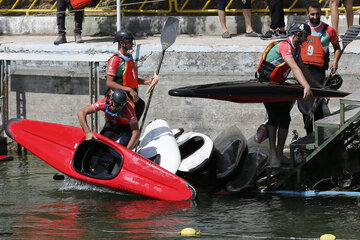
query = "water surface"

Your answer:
(1, 154), (360, 239)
